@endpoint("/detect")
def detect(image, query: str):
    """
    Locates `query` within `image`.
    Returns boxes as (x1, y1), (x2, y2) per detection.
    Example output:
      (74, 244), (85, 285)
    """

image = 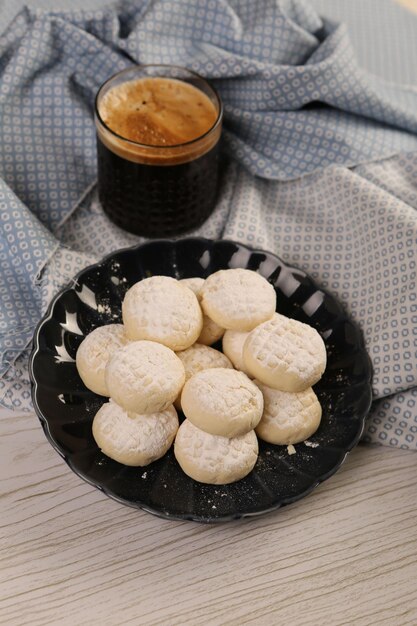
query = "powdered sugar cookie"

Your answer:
(92, 400), (178, 466)
(180, 277), (205, 293)
(105, 340), (185, 413)
(76, 324), (129, 396)
(174, 343), (233, 410)
(243, 313), (327, 392)
(198, 316), (224, 345)
(174, 419), (258, 484)
(222, 330), (252, 377)
(180, 277), (224, 345)
(200, 268), (276, 331)
(122, 276), (203, 351)
(255, 383), (322, 445)
(181, 368), (263, 437)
